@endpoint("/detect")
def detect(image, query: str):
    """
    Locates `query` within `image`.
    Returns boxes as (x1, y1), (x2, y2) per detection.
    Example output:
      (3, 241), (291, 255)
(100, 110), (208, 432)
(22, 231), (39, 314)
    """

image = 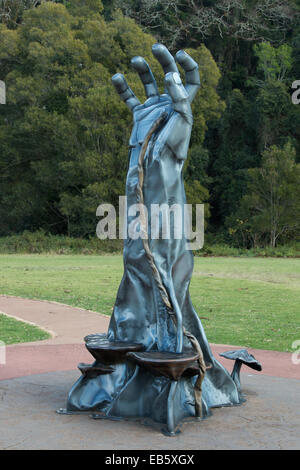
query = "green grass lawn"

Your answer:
(0, 314), (50, 344)
(0, 254), (299, 351)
